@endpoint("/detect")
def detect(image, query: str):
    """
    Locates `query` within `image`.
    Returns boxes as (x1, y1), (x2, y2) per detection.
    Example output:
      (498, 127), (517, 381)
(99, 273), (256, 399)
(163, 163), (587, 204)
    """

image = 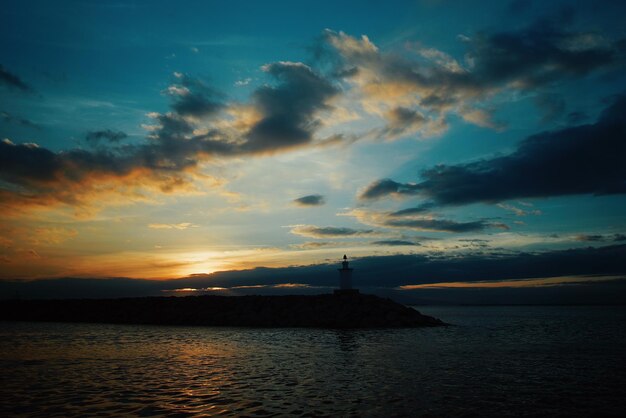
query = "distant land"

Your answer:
(2, 244), (626, 305)
(0, 294), (446, 328)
